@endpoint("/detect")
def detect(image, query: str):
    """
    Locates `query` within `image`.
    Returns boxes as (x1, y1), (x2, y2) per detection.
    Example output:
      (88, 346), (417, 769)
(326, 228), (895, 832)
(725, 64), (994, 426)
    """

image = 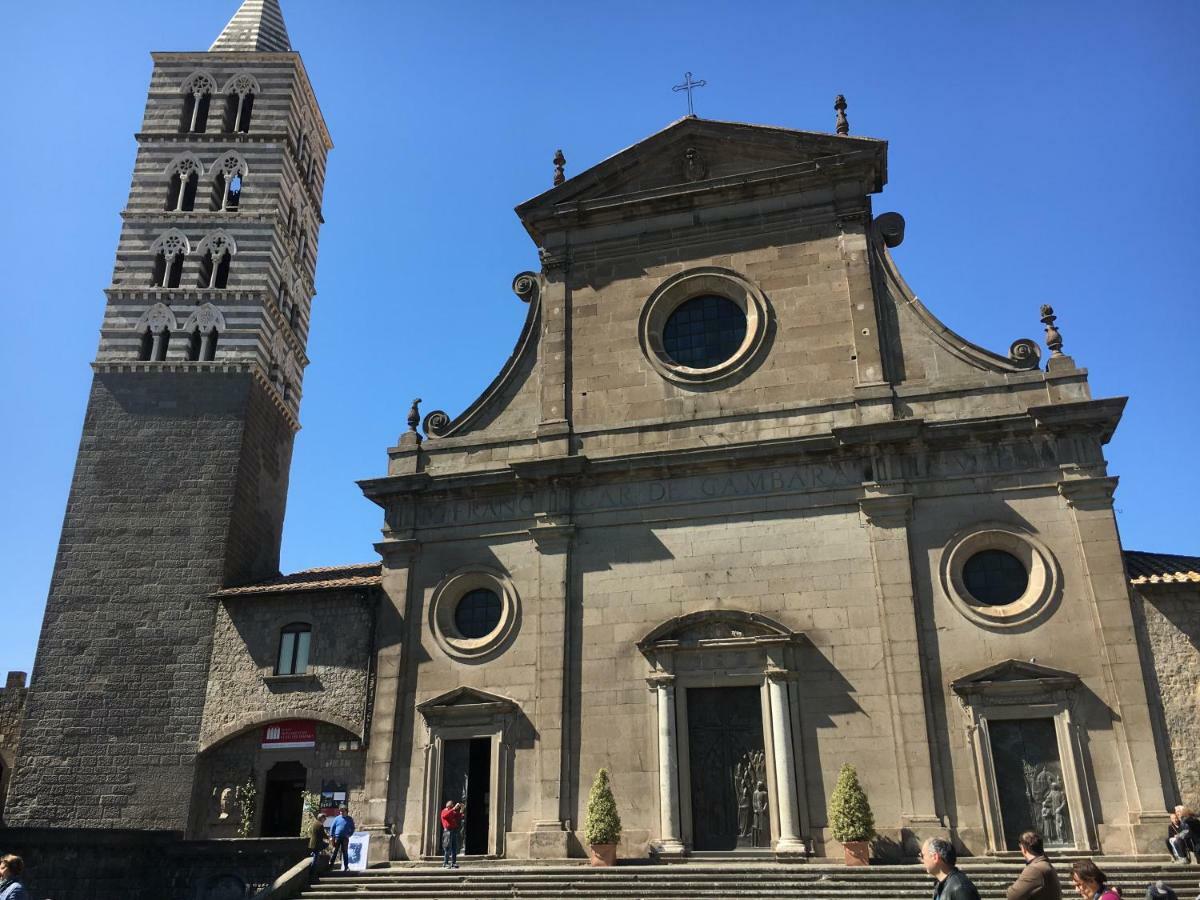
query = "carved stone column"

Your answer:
(765, 668), (805, 854)
(363, 535), (419, 865)
(1058, 474), (1170, 851)
(649, 674), (685, 856)
(859, 487), (943, 850)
